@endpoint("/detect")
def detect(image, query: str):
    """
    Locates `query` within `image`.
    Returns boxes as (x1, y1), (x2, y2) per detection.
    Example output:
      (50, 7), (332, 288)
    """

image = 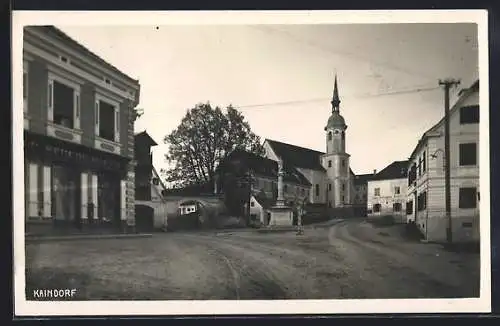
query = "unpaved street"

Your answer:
(25, 218), (480, 300)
